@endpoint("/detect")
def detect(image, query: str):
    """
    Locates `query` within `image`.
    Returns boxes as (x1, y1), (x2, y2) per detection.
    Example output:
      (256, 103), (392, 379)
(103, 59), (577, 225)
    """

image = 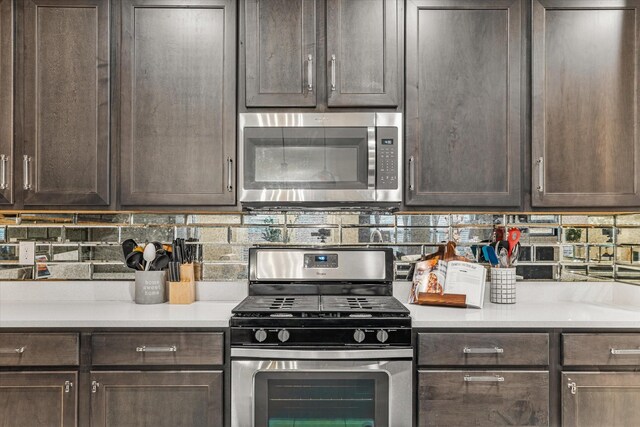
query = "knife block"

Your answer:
(169, 264), (196, 304)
